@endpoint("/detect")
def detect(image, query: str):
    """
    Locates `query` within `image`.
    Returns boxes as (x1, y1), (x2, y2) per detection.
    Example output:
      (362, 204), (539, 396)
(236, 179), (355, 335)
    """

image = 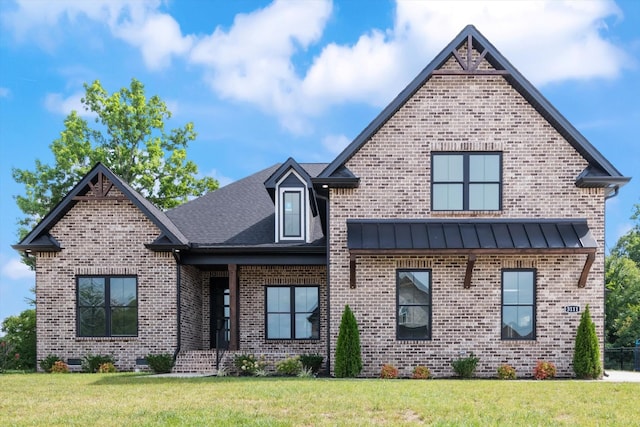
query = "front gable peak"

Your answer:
(13, 162), (188, 253)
